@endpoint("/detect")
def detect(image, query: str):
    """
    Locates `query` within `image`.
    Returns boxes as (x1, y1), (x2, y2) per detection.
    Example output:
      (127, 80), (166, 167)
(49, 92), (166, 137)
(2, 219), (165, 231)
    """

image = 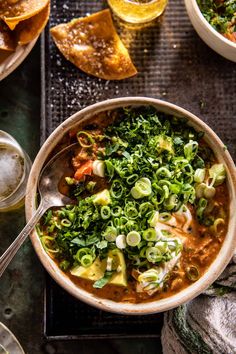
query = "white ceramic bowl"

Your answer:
(185, 0), (236, 62)
(0, 322), (25, 354)
(0, 38), (38, 81)
(25, 97), (236, 315)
